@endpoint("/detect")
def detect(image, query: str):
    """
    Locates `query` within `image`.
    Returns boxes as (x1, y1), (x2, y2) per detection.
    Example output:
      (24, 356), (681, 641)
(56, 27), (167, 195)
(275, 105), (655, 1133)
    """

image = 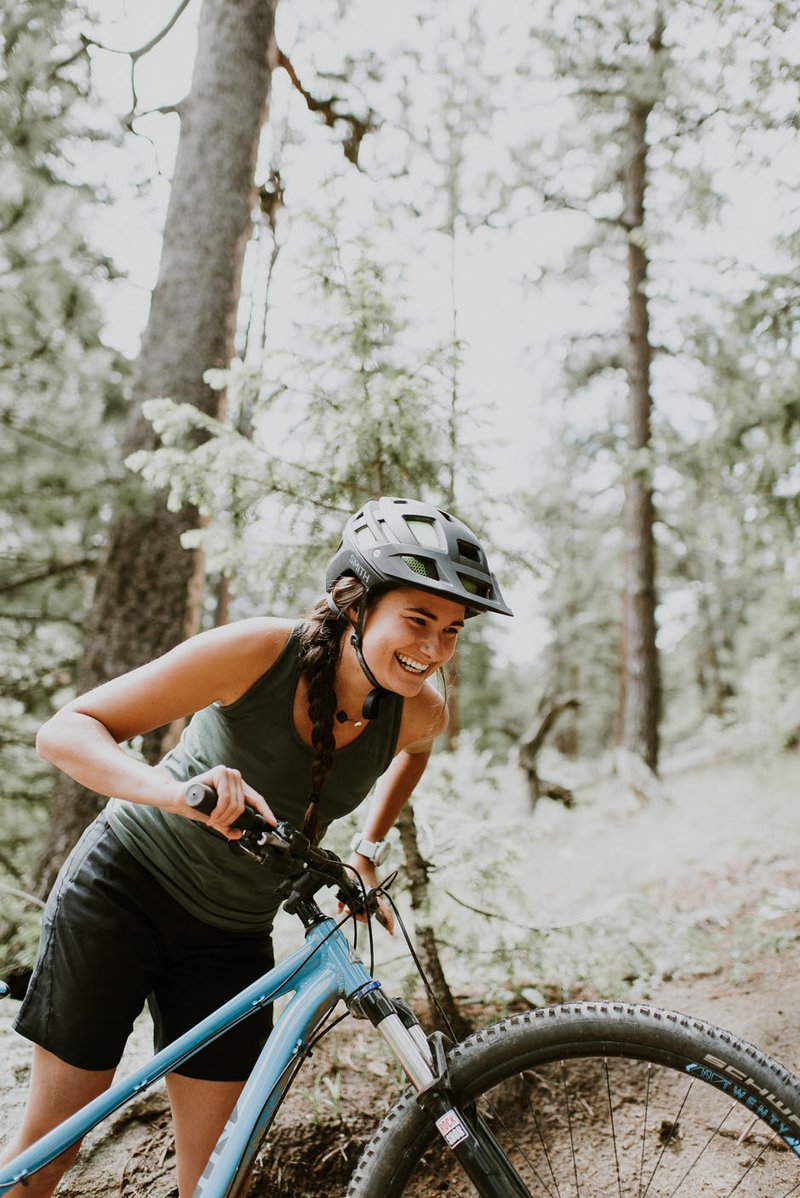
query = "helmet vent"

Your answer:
(402, 555), (438, 580)
(457, 539), (482, 563)
(355, 524), (379, 548)
(405, 517), (444, 550)
(458, 572), (491, 598)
